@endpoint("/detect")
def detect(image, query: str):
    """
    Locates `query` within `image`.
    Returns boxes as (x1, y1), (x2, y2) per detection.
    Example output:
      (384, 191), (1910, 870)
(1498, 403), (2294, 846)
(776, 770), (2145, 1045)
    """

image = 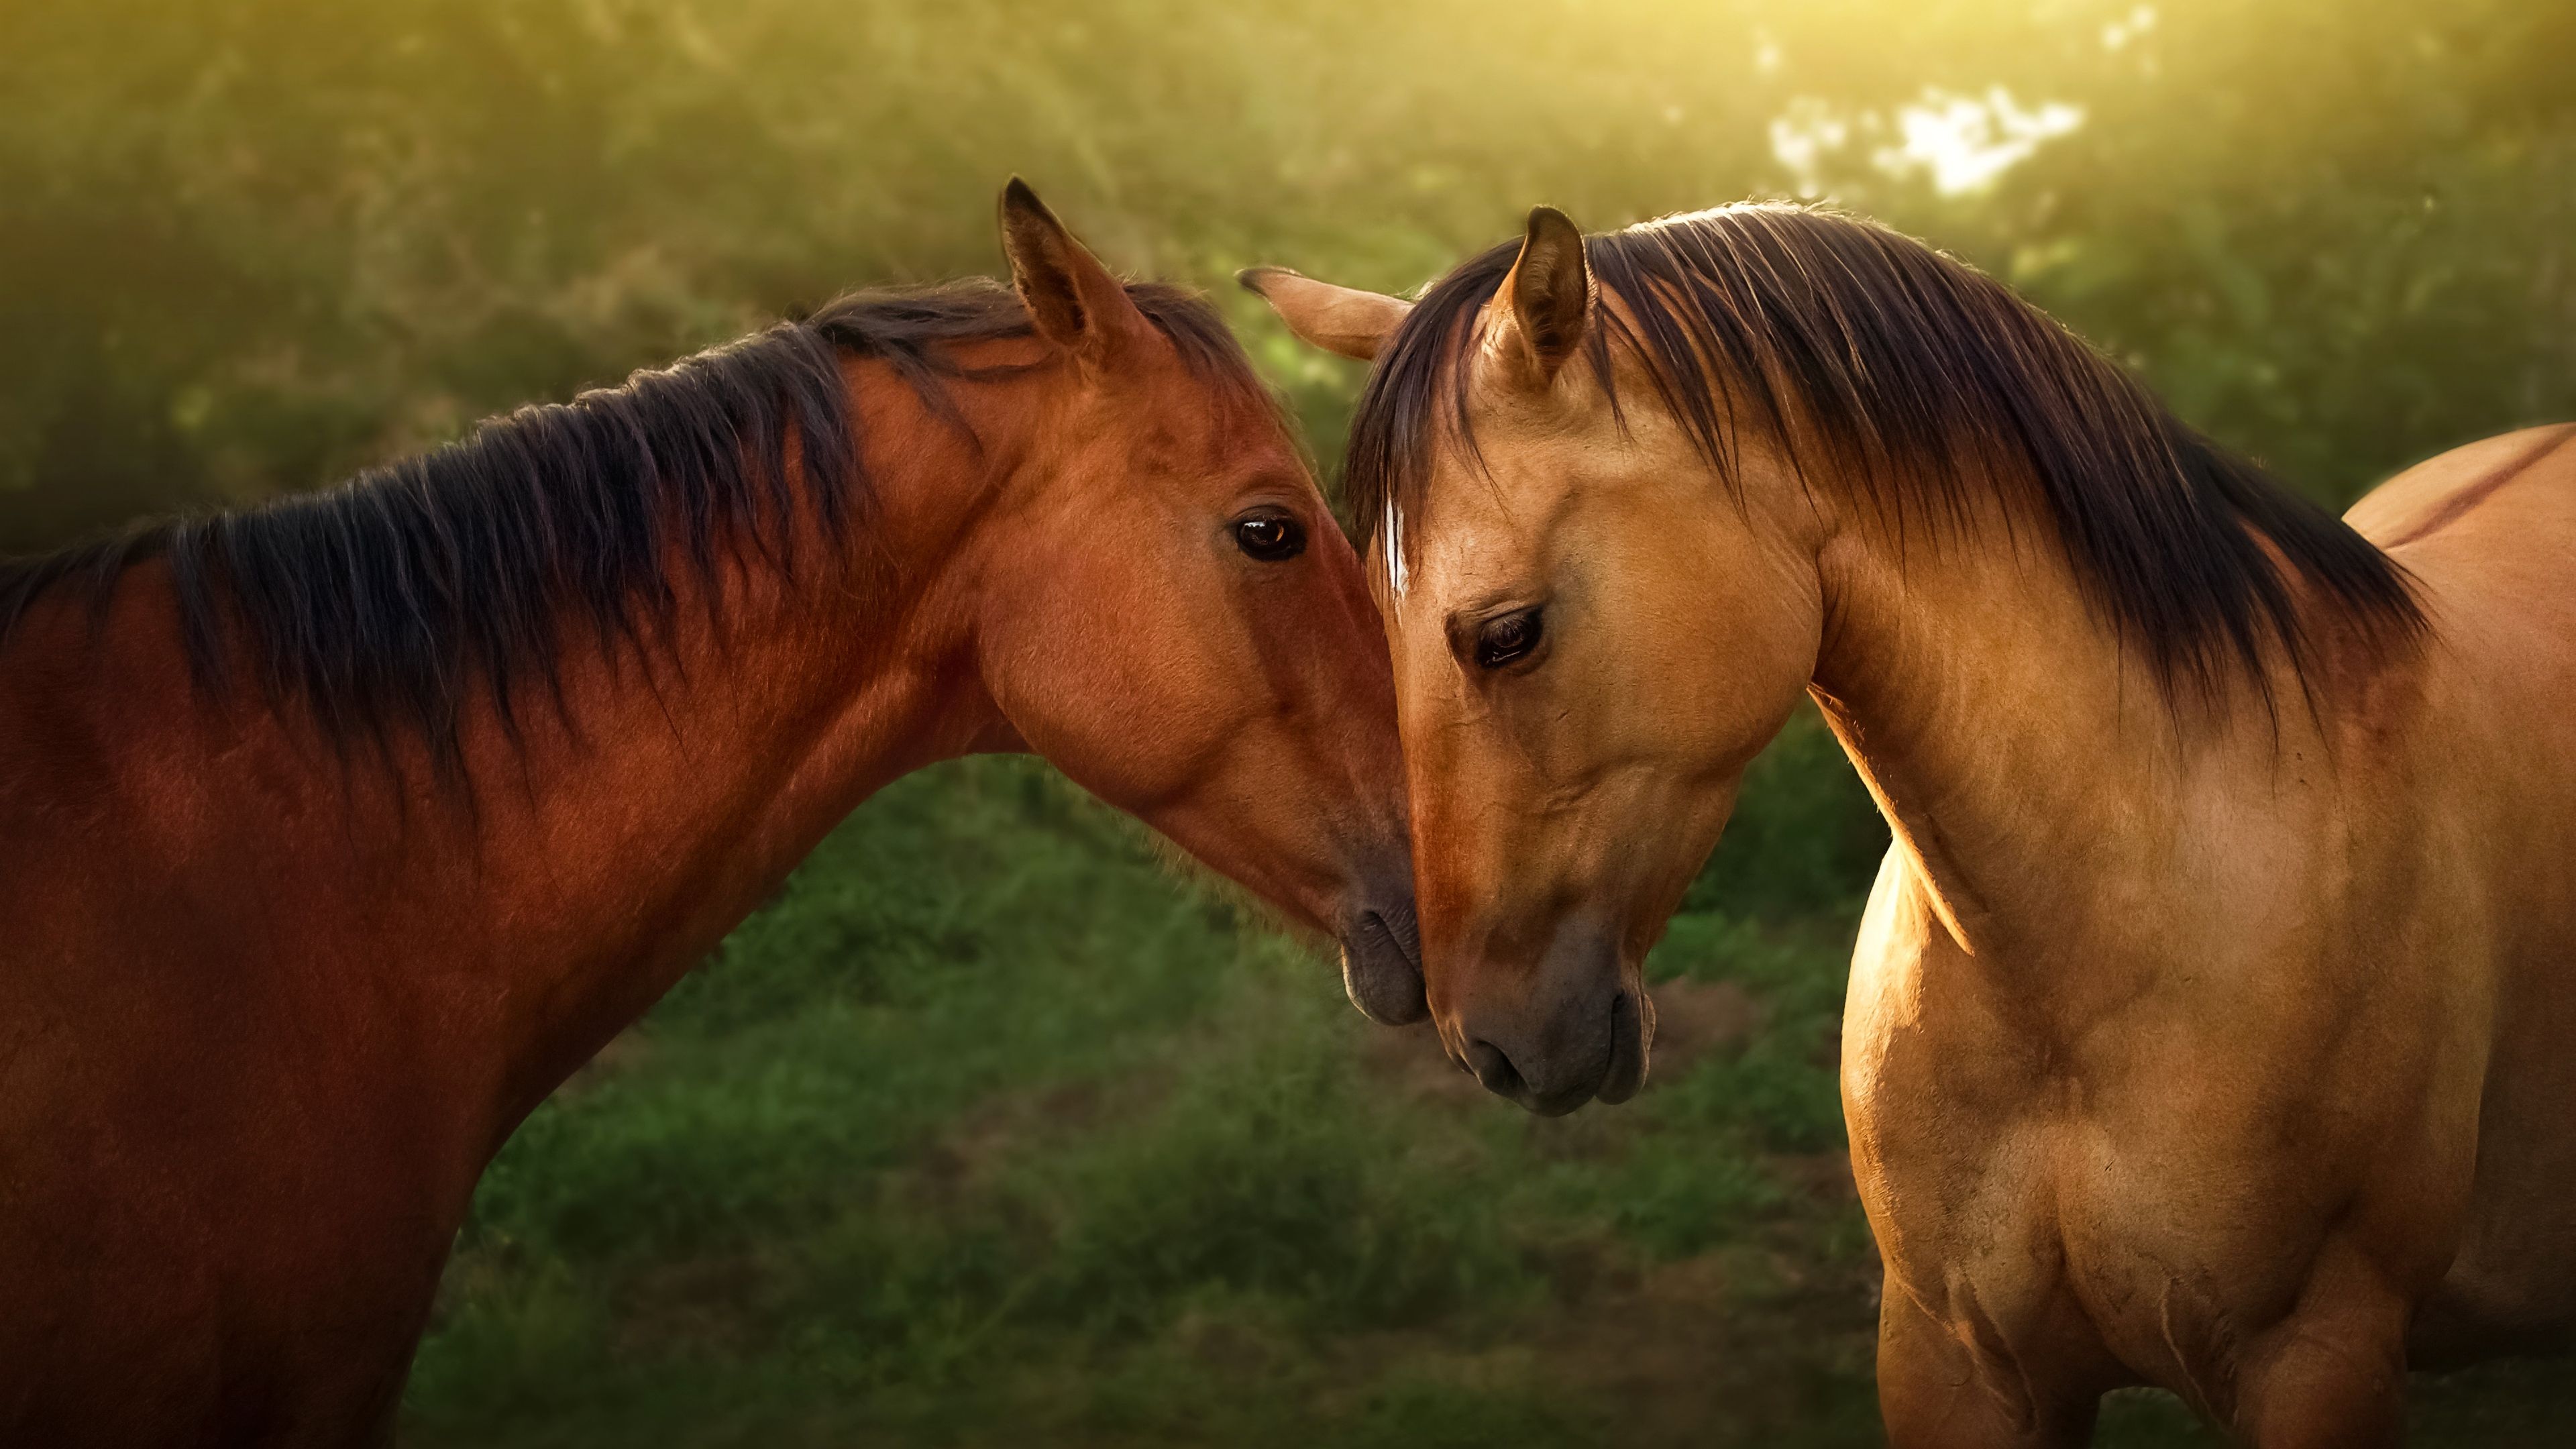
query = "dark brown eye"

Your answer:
(1474, 608), (1544, 670)
(1234, 514), (1305, 561)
